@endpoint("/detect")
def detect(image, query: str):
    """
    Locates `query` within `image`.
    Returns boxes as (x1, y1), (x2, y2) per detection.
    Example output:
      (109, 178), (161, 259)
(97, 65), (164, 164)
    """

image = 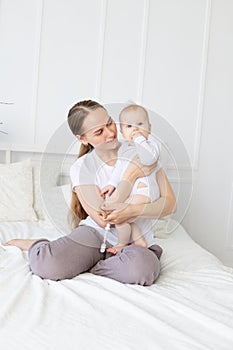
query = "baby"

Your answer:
(100, 104), (161, 254)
